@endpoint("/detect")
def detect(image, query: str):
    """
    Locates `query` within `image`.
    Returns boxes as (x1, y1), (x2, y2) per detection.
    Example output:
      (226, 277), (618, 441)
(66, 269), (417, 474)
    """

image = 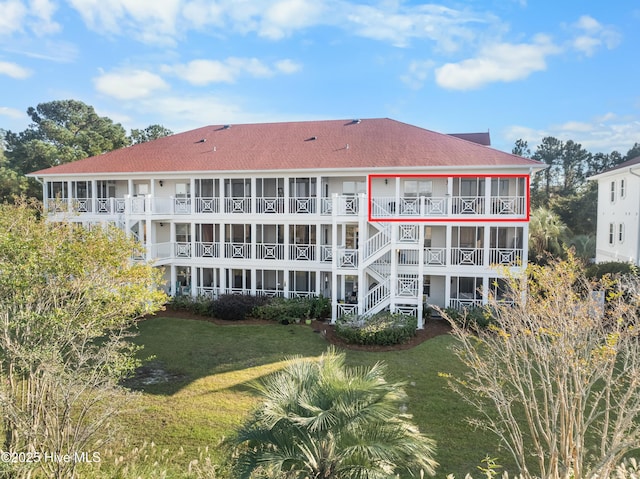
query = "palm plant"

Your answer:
(233, 348), (438, 479)
(528, 207), (569, 261)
